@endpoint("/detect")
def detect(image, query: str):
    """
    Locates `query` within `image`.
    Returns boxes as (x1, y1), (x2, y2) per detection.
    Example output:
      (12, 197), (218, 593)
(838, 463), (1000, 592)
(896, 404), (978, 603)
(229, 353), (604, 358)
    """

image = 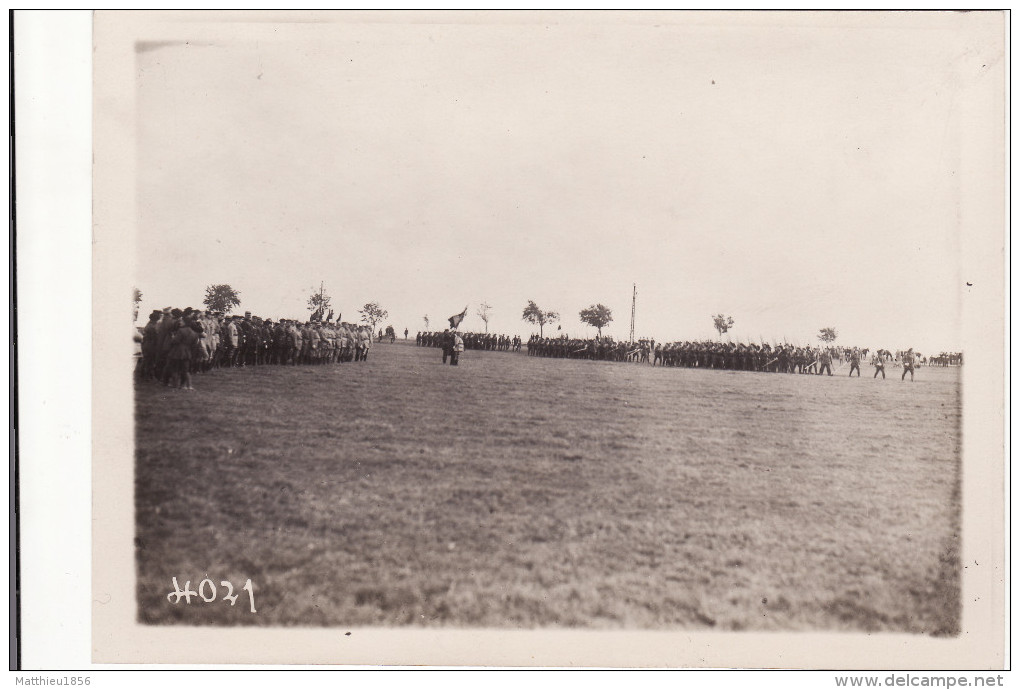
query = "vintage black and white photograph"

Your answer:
(88, 10), (1005, 667)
